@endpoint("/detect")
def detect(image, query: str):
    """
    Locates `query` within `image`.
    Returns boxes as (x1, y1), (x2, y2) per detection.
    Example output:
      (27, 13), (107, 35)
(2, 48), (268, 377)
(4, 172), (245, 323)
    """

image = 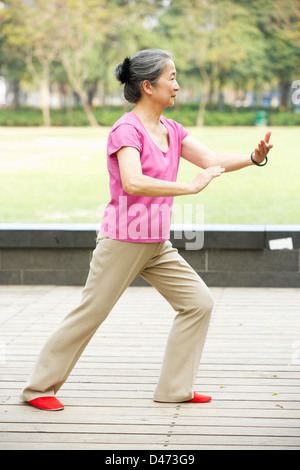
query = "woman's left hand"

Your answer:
(252, 131), (273, 164)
